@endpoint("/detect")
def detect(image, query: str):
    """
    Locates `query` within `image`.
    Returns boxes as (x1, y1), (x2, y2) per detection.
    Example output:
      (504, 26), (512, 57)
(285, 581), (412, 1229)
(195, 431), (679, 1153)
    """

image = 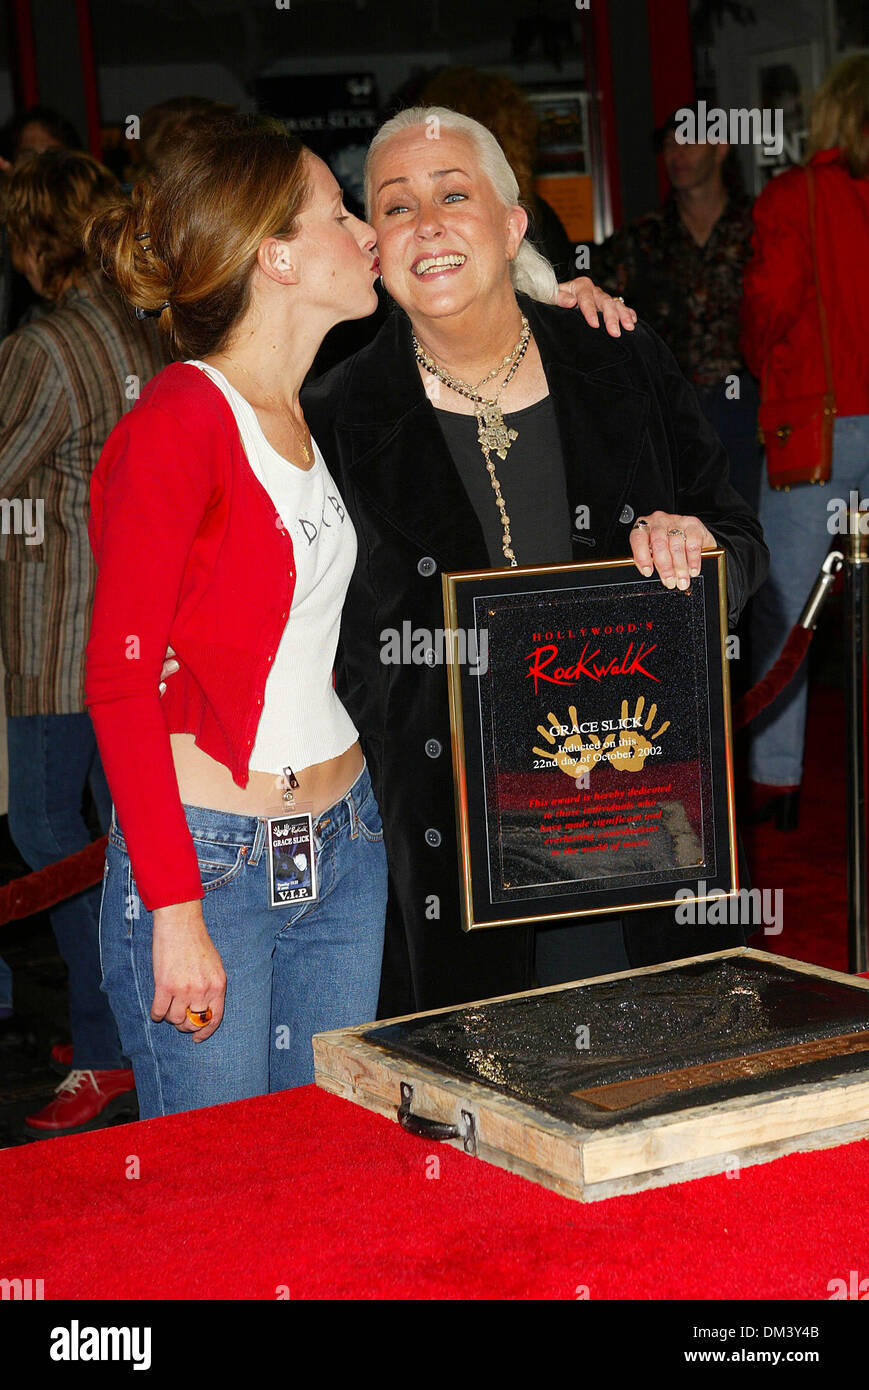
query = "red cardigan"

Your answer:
(86, 363), (297, 909)
(740, 149), (869, 417)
